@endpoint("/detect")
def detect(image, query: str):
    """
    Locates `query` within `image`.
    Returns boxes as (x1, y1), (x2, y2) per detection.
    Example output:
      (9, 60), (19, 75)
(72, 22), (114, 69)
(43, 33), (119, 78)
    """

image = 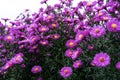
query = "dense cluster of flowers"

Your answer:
(0, 0), (120, 80)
